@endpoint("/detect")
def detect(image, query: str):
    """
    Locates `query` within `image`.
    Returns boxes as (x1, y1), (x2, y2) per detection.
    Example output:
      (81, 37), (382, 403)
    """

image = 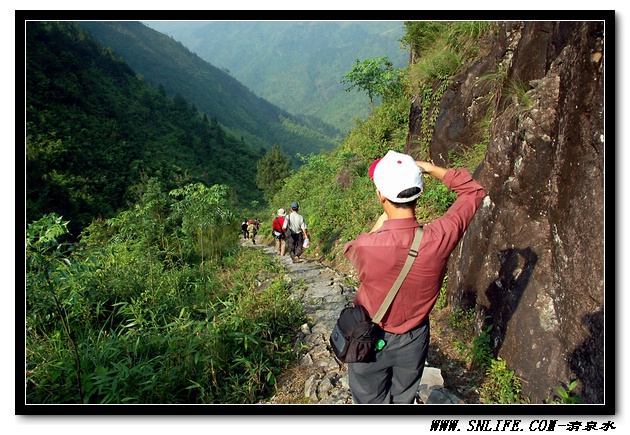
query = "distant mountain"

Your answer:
(77, 21), (340, 161)
(142, 20), (409, 133)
